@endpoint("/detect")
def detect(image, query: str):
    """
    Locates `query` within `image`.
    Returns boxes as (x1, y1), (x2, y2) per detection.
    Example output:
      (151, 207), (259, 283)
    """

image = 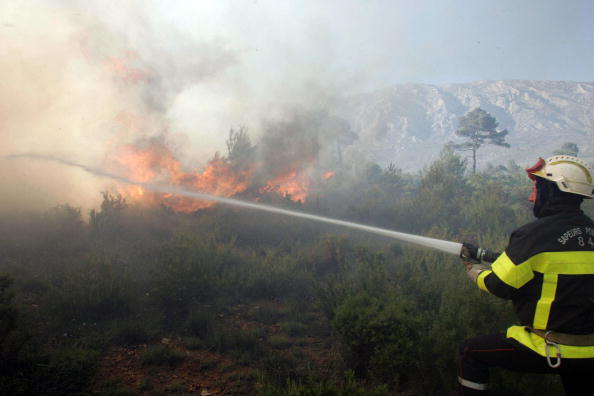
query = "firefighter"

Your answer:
(459, 155), (594, 395)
